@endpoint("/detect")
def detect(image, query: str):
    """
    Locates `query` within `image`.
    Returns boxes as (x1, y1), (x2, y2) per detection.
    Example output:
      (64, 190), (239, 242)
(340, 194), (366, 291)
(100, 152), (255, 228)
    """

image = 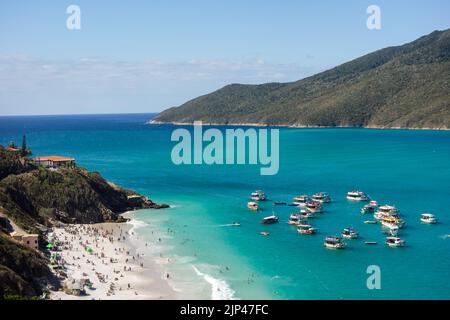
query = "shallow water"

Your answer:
(1, 113), (449, 299)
